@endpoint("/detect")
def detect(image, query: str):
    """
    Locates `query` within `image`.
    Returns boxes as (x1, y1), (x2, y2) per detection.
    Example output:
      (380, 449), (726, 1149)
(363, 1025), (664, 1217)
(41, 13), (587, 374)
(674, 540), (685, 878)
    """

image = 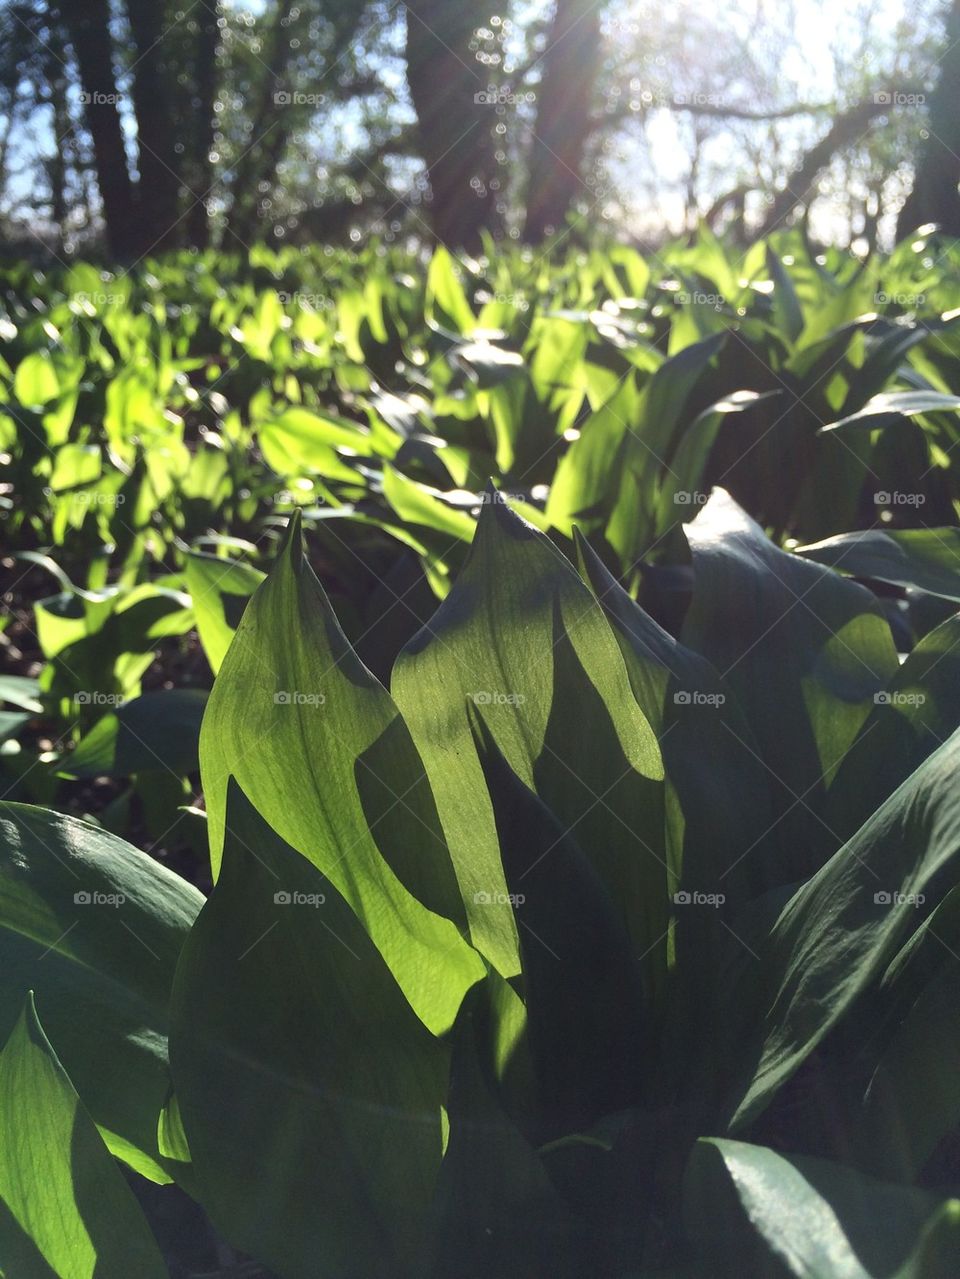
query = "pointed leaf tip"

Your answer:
(475, 482), (538, 543)
(280, 507), (304, 568)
